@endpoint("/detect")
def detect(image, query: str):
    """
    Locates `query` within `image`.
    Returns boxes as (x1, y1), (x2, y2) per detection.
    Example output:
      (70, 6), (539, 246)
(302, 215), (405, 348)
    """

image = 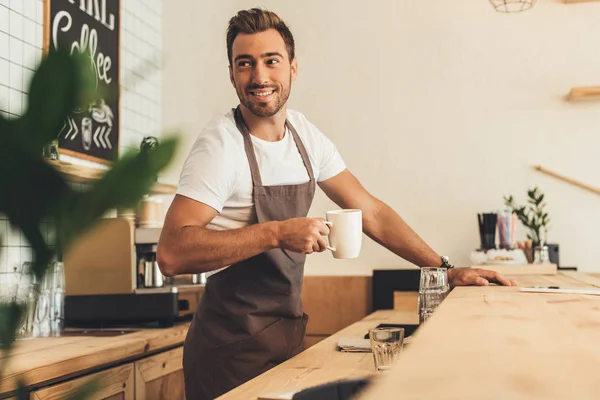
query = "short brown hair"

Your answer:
(226, 8), (295, 65)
